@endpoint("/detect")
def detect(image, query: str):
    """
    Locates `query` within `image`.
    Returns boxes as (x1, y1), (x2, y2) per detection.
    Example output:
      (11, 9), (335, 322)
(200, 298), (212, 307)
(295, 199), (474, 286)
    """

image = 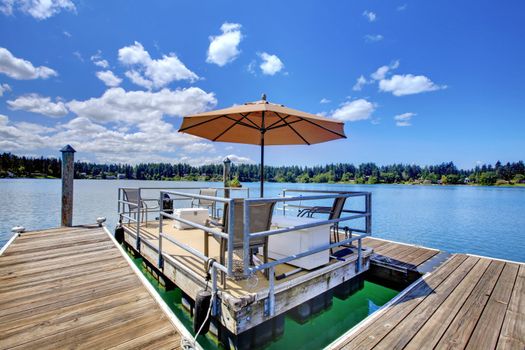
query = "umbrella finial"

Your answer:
(261, 93), (267, 101)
